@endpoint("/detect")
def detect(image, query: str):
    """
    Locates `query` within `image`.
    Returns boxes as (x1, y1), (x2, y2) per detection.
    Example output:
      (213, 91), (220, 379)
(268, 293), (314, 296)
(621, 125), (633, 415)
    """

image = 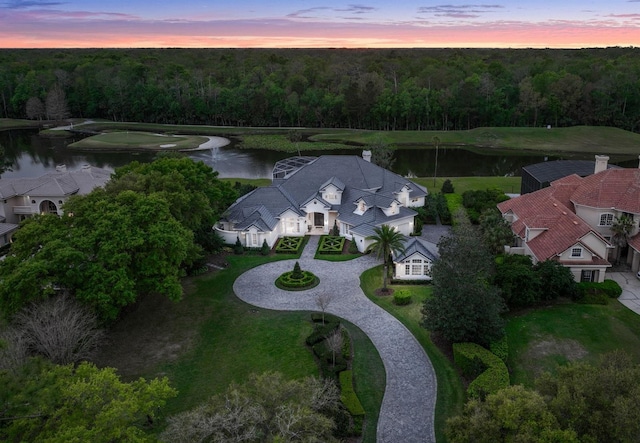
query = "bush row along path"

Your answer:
(233, 235), (437, 443)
